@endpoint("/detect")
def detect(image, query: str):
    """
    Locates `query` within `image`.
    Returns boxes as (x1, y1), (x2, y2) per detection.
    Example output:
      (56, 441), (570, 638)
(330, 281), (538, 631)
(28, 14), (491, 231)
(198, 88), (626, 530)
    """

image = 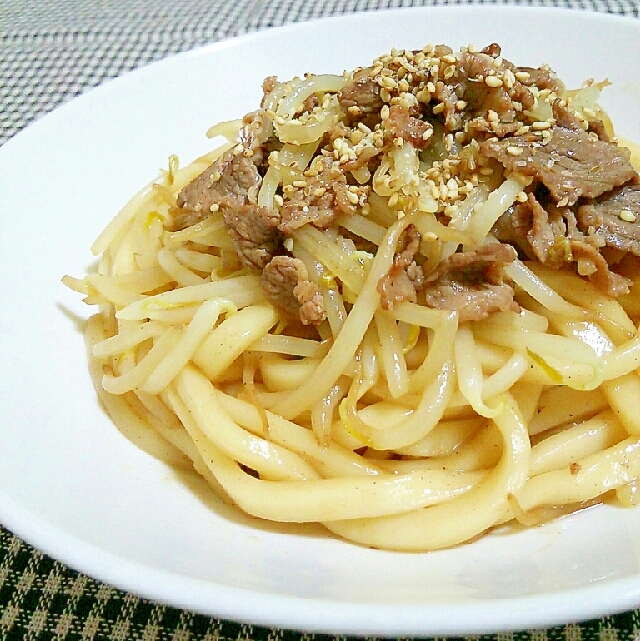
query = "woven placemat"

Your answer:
(2, 0), (640, 638)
